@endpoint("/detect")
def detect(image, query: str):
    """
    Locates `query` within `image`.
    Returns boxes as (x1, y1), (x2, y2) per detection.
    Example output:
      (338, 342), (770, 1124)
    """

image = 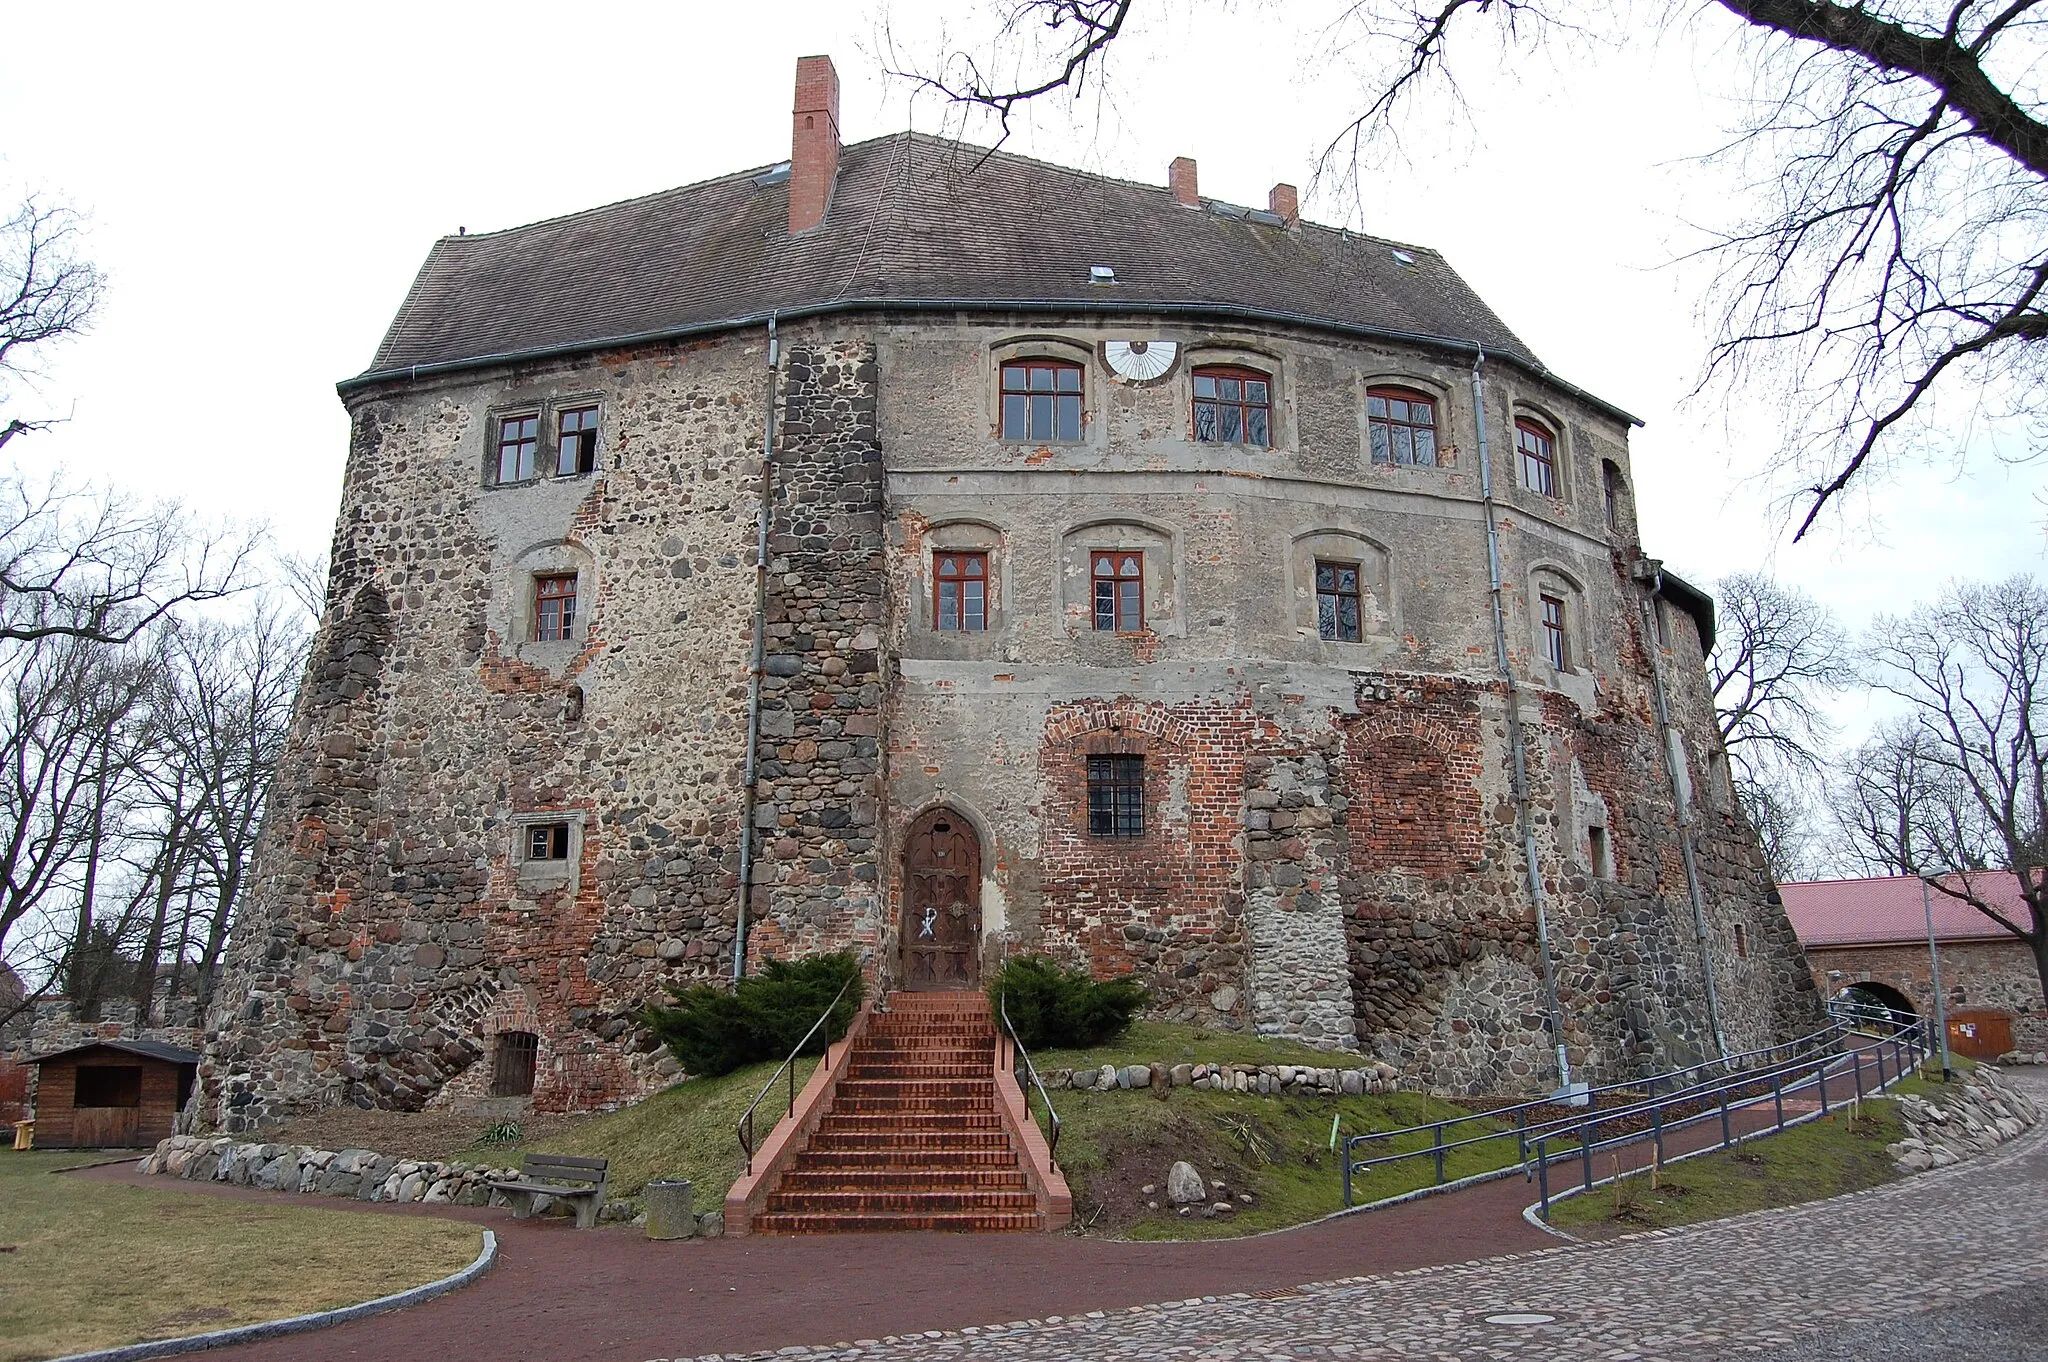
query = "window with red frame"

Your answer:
(934, 551), (987, 631)
(1540, 593), (1569, 670)
(1000, 360), (1083, 441)
(557, 406), (599, 476)
(1091, 551), (1143, 632)
(1517, 419), (1558, 496)
(534, 574), (577, 642)
(495, 413), (539, 484)
(1367, 388), (1438, 465)
(1192, 366), (1271, 446)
